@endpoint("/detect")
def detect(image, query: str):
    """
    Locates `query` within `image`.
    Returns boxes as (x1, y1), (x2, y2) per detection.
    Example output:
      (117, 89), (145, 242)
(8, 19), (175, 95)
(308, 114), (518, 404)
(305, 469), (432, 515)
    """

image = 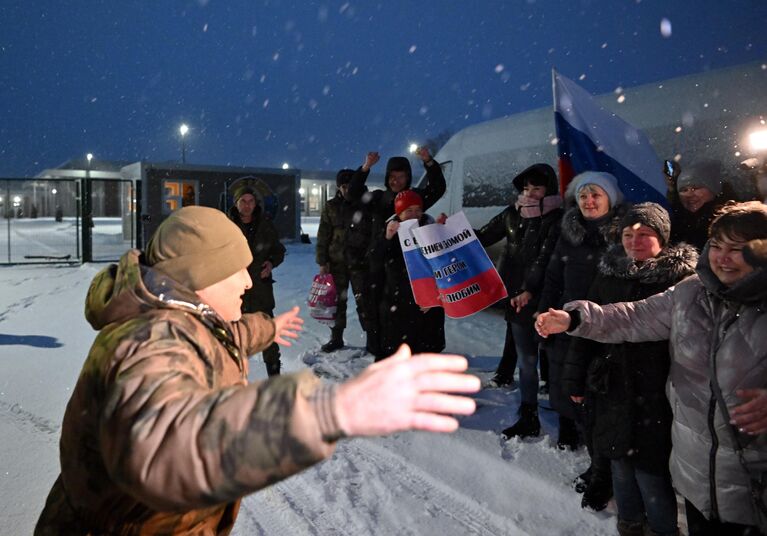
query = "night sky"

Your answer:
(1, 0), (765, 177)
